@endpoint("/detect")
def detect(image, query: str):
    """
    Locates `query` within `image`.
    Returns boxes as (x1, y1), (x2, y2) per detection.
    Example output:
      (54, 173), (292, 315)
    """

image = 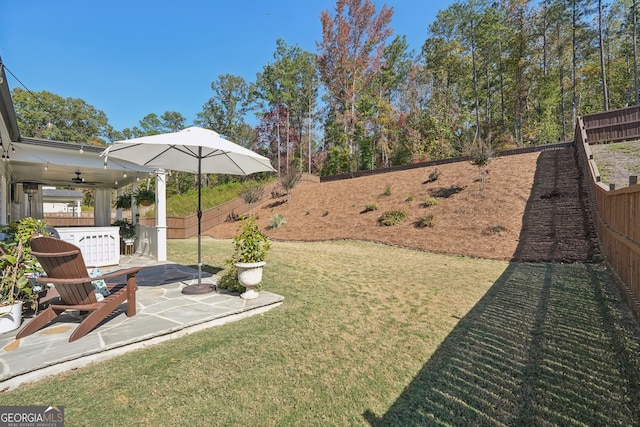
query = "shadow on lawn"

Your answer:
(363, 262), (640, 426)
(364, 146), (640, 425)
